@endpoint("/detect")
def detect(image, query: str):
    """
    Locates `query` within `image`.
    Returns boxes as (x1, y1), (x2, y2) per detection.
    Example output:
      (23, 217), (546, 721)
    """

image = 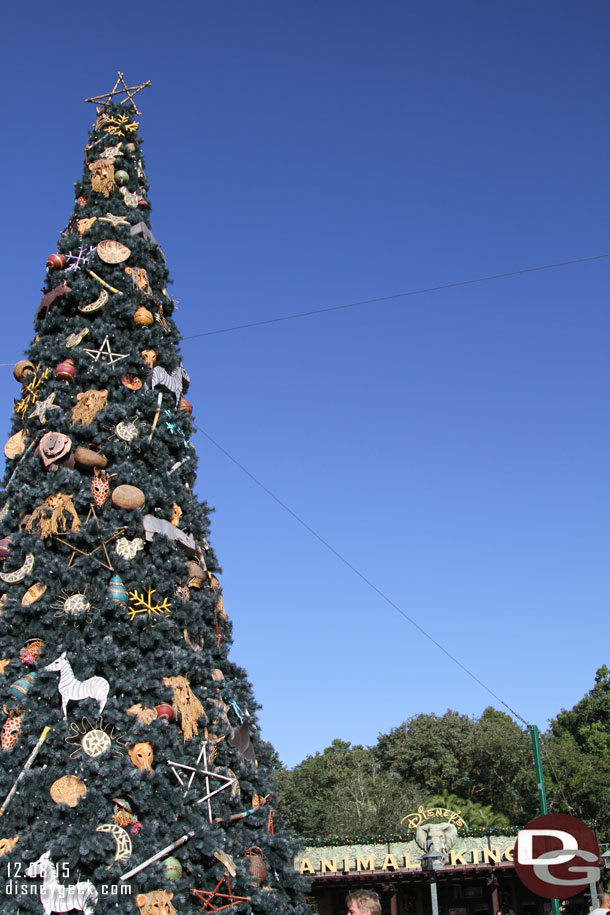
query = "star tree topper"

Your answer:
(85, 72), (151, 115)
